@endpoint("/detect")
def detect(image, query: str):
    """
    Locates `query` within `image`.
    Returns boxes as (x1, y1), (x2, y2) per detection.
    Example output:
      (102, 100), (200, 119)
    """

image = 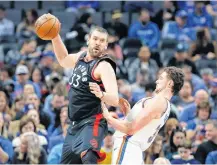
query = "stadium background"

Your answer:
(0, 0), (217, 164)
